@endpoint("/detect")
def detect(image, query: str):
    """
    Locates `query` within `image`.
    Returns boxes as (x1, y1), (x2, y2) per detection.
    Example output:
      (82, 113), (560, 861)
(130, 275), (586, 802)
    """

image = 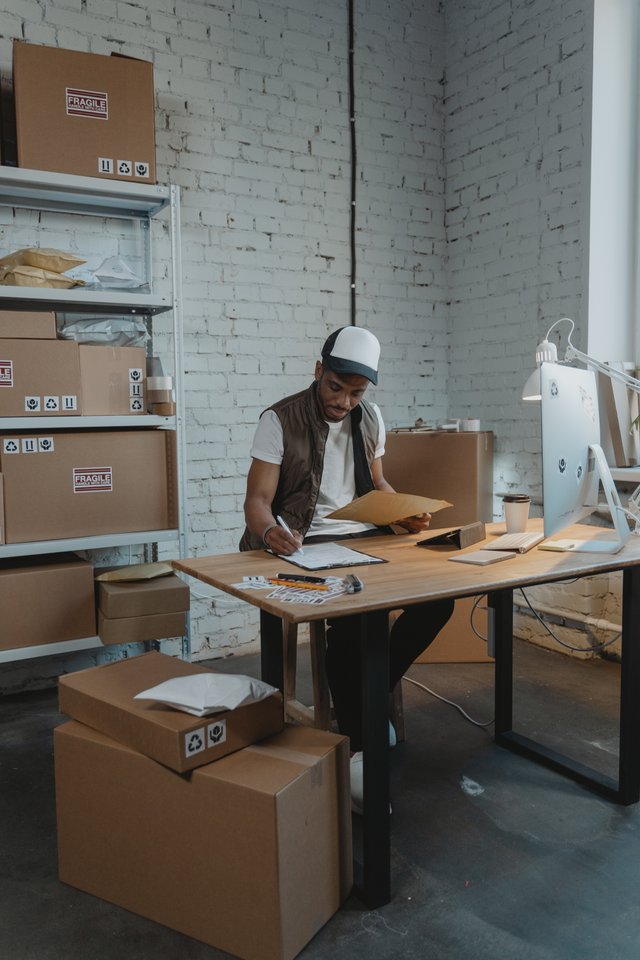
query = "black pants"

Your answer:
(324, 597), (454, 752)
